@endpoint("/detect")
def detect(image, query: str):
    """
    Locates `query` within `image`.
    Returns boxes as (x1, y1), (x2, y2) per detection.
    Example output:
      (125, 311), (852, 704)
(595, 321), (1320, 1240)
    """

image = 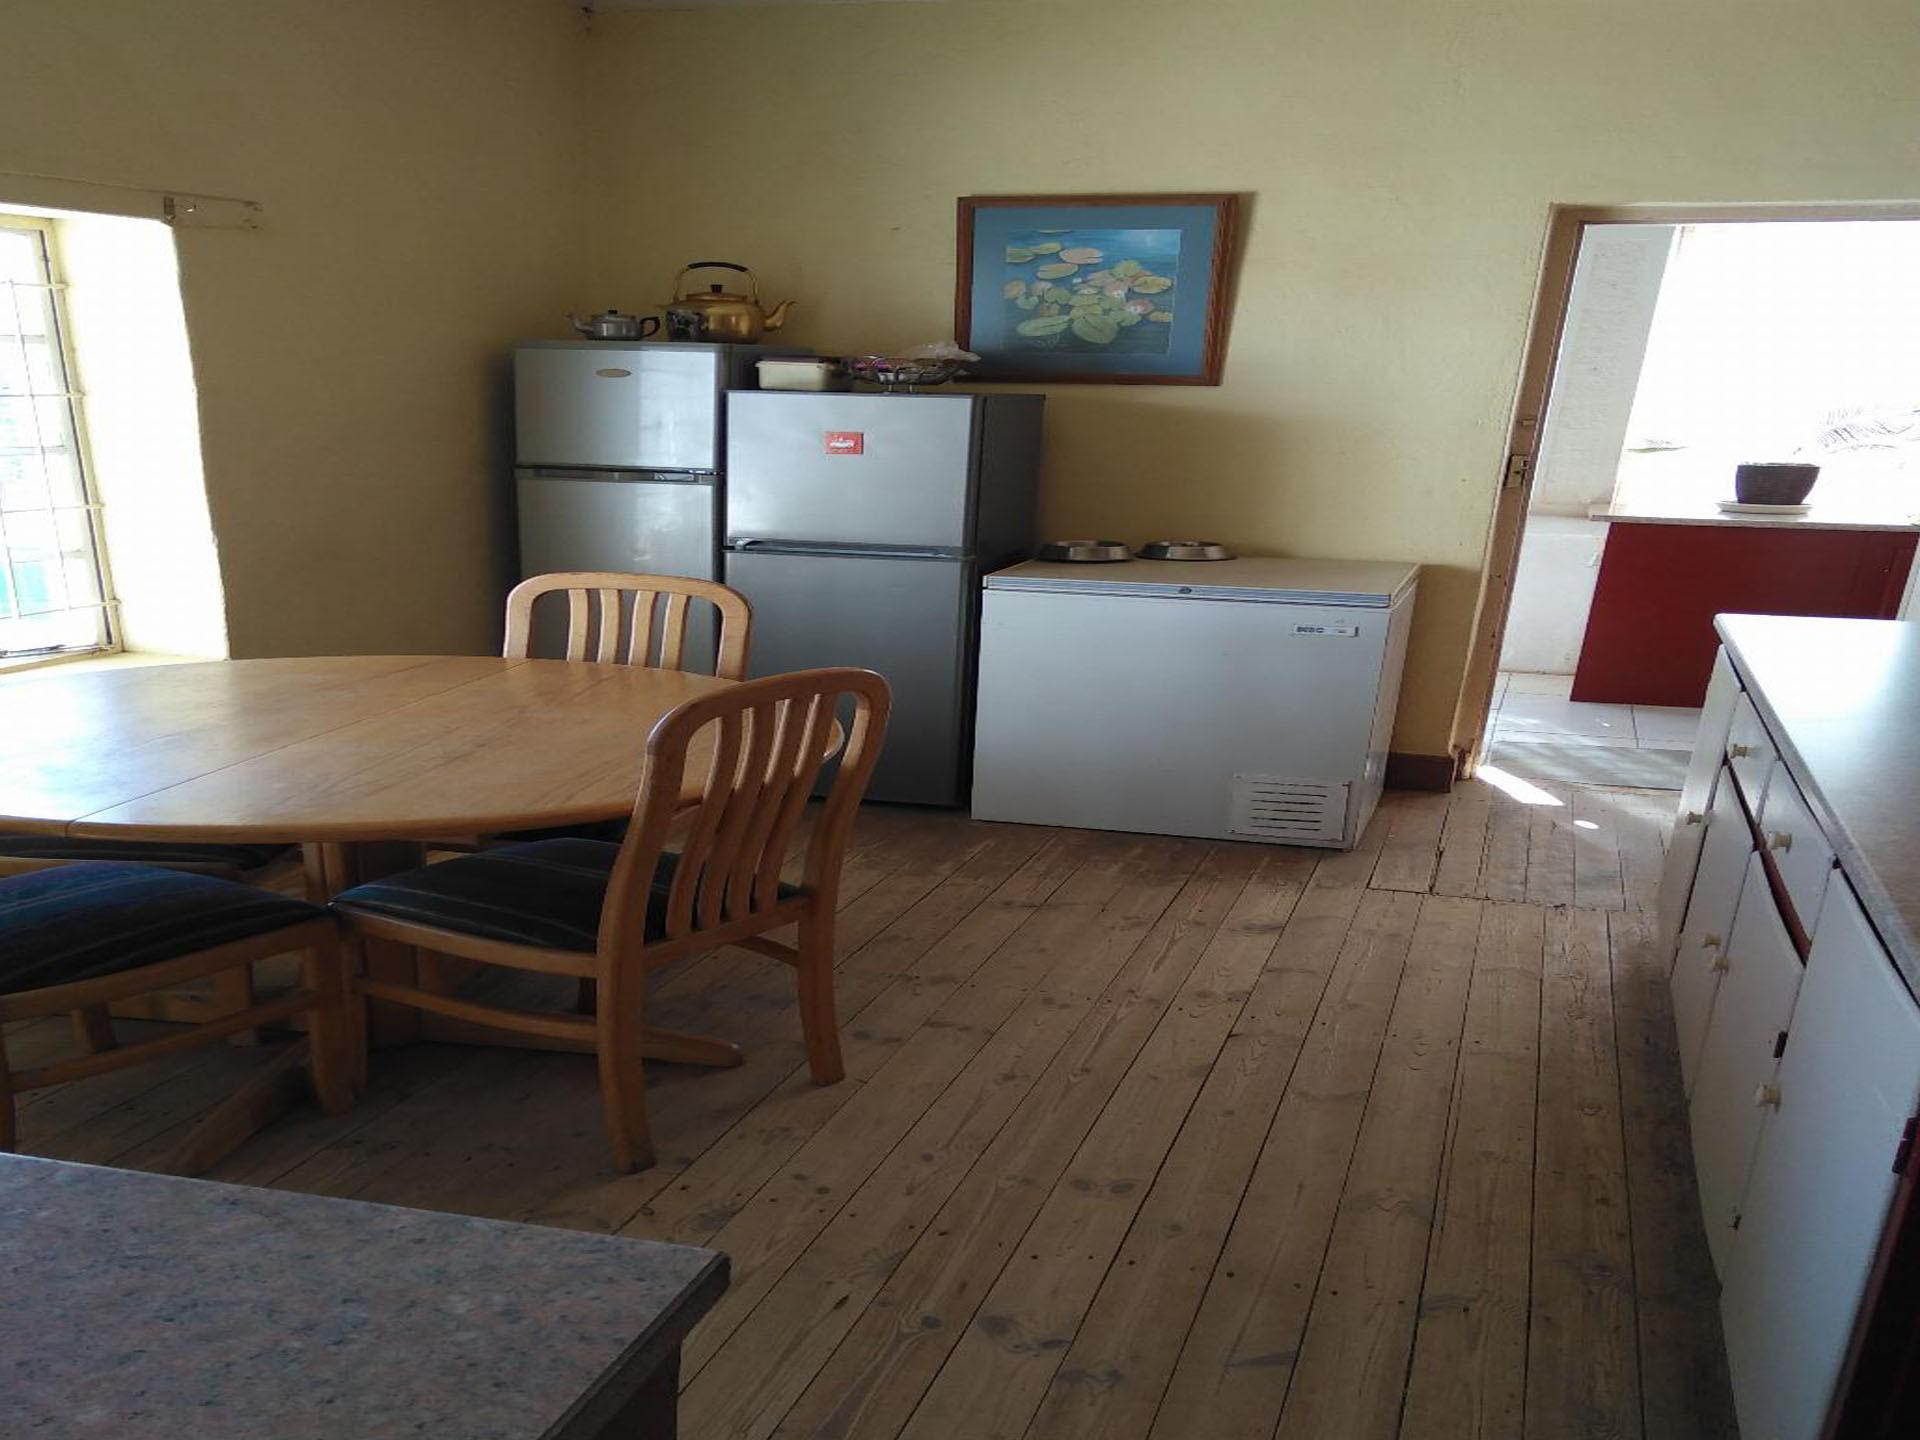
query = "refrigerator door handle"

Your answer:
(726, 538), (968, 561)
(523, 467), (711, 485)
